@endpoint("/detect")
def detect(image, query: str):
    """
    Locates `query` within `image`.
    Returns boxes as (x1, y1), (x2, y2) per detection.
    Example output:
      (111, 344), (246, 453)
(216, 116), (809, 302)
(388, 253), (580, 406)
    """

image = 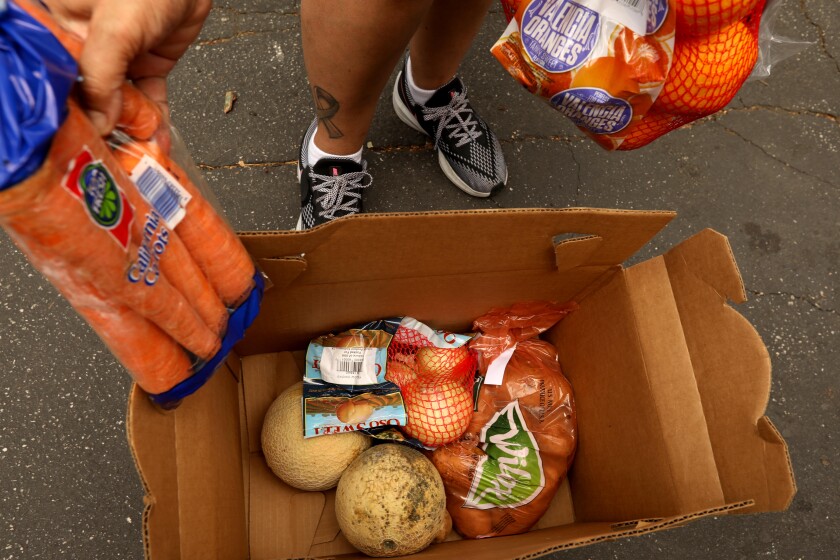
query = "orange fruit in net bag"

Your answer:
(675, 0), (765, 36)
(653, 18), (759, 116)
(616, 109), (698, 150)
